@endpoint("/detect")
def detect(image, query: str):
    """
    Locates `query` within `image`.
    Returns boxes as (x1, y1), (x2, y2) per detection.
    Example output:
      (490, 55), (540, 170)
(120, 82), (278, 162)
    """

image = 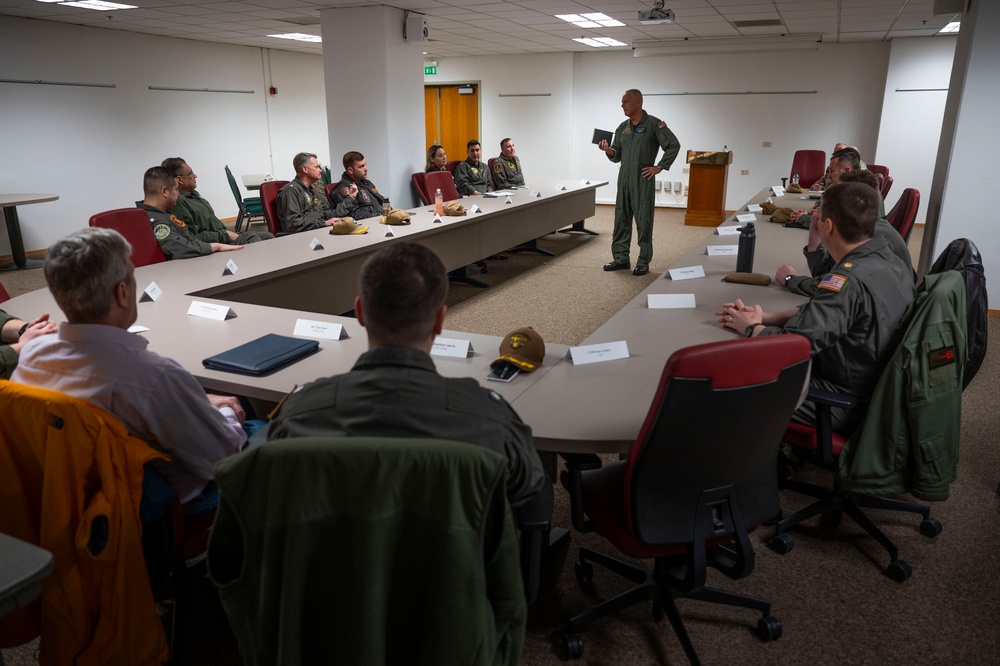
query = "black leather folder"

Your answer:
(202, 334), (319, 376)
